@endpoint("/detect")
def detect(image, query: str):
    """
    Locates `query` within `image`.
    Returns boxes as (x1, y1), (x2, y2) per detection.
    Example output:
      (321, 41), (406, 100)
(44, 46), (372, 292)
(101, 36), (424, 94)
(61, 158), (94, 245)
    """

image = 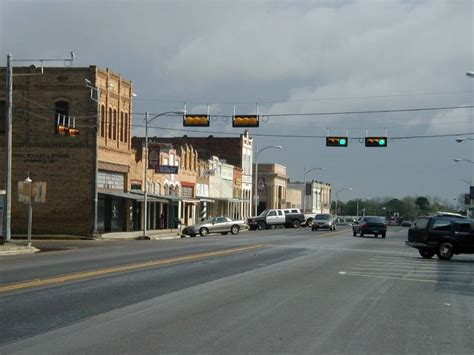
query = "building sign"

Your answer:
(203, 168), (216, 176)
(18, 181), (47, 203)
(148, 146), (160, 170)
(306, 182), (312, 196)
(158, 165), (179, 174)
